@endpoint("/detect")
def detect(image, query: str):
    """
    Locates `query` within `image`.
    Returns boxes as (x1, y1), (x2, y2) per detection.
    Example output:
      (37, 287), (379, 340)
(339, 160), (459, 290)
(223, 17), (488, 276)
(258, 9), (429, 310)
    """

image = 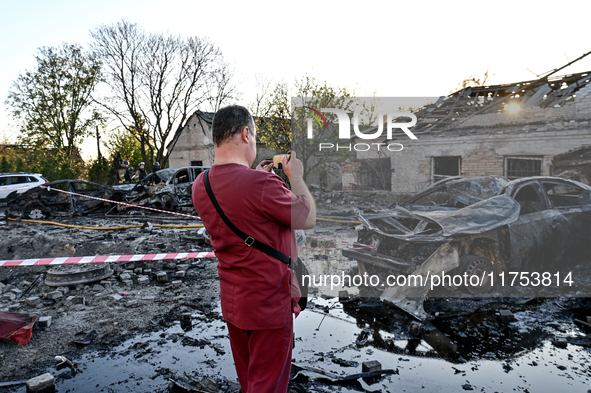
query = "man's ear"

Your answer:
(241, 127), (250, 143)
